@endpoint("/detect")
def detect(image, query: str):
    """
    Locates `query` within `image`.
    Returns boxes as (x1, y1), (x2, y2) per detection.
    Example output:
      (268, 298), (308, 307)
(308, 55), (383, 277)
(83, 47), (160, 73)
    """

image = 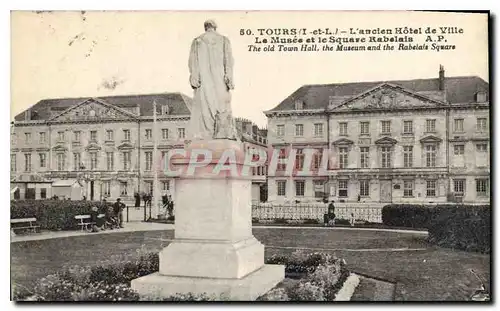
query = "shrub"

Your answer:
(381, 204), (434, 228)
(274, 218), (288, 224)
(11, 200), (112, 231)
(334, 218), (351, 226)
(428, 205), (490, 253)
